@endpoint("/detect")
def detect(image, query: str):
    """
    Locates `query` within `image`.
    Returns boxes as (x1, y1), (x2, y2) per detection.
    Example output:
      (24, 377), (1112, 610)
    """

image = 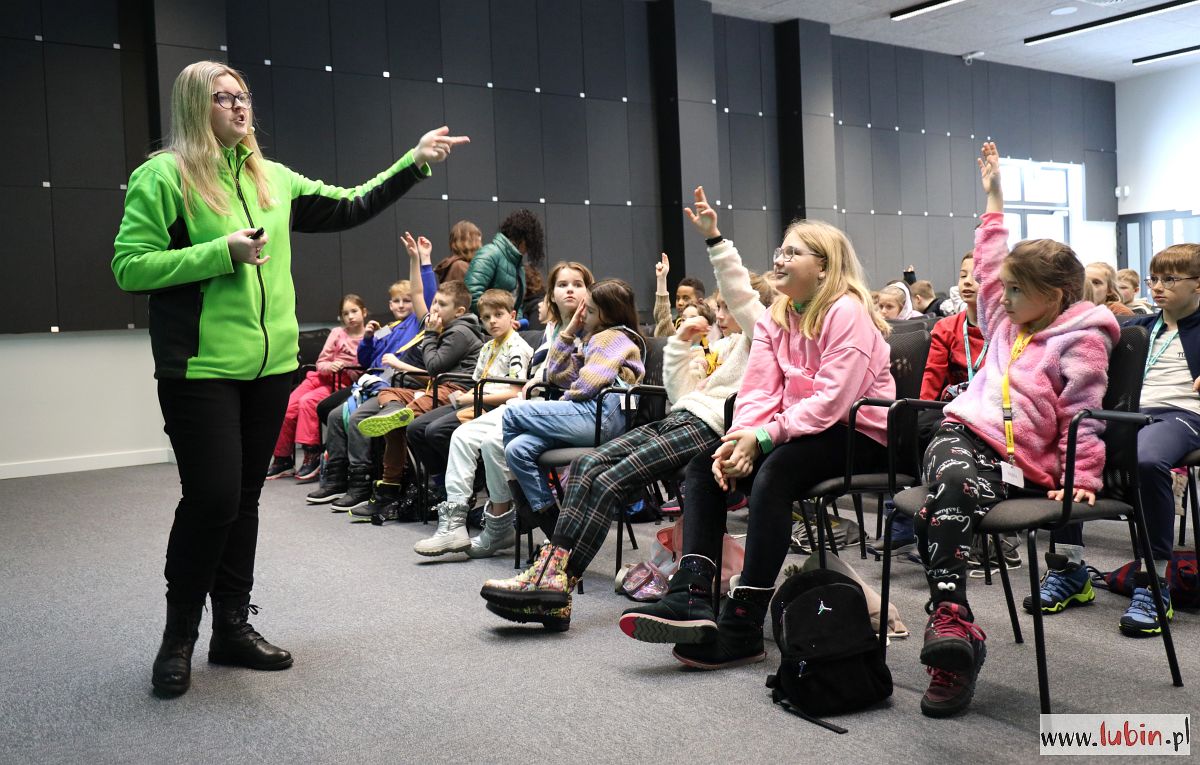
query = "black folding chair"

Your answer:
(1176, 449), (1200, 546)
(878, 324), (1183, 713)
